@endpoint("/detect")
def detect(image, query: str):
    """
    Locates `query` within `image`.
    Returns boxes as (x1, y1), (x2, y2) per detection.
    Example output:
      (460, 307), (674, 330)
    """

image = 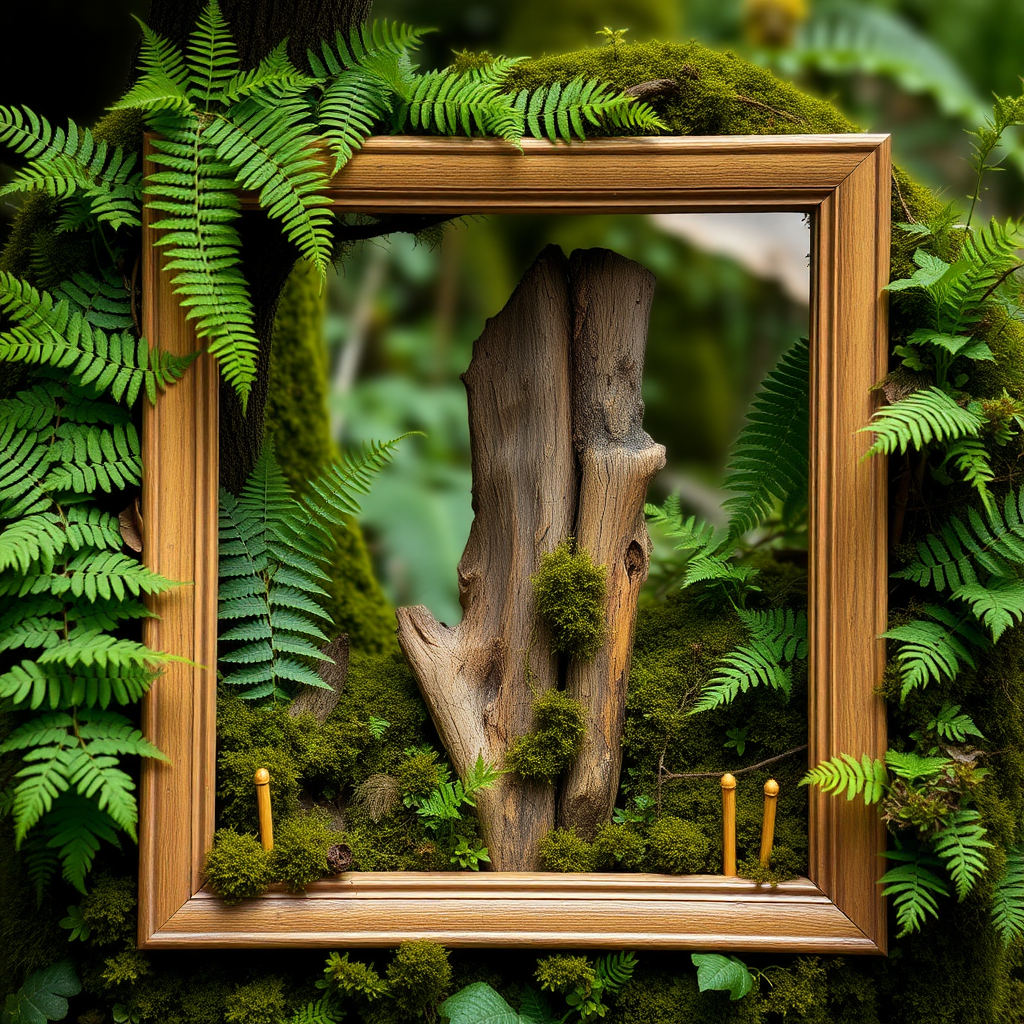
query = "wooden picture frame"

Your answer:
(138, 134), (891, 952)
